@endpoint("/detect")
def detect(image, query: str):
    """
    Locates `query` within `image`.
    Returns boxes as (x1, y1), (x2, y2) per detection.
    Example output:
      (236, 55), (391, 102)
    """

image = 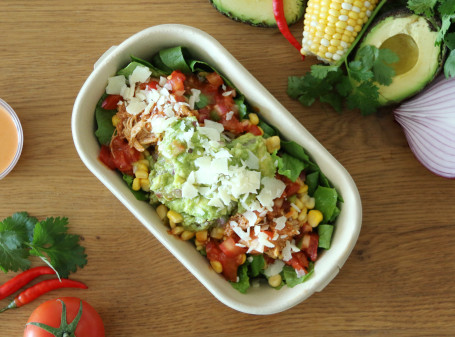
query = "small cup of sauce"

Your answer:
(0, 99), (23, 179)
